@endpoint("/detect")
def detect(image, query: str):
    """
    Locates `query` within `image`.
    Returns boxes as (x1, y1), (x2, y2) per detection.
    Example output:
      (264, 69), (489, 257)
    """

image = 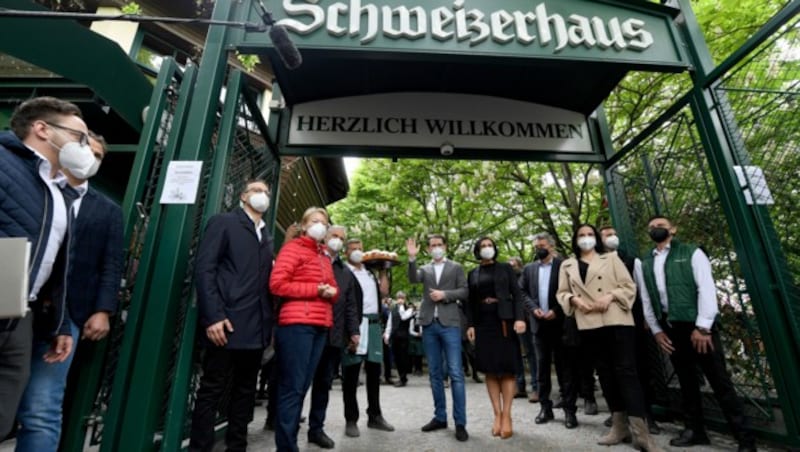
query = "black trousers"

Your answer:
(382, 342), (393, 380)
(189, 347), (263, 452)
(581, 326), (646, 418)
(634, 326), (657, 418)
(560, 344), (582, 413)
(392, 336), (410, 382)
(578, 342), (597, 402)
(662, 321), (752, 442)
(309, 345), (339, 433)
(343, 359), (382, 422)
(534, 322), (565, 404)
